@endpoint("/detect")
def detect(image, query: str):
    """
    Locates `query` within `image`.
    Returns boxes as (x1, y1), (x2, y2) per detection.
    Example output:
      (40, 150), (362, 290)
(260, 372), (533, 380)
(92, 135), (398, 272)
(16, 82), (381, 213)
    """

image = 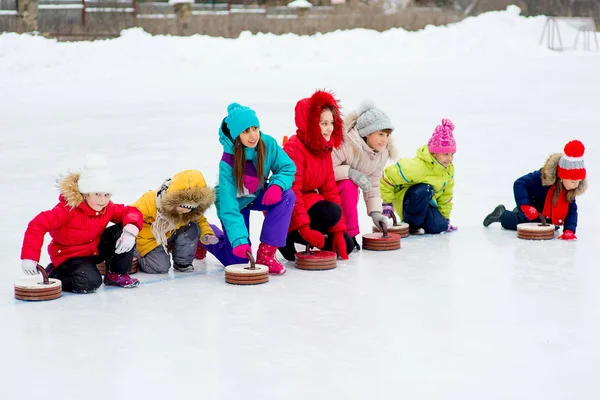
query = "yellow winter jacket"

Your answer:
(133, 170), (216, 257)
